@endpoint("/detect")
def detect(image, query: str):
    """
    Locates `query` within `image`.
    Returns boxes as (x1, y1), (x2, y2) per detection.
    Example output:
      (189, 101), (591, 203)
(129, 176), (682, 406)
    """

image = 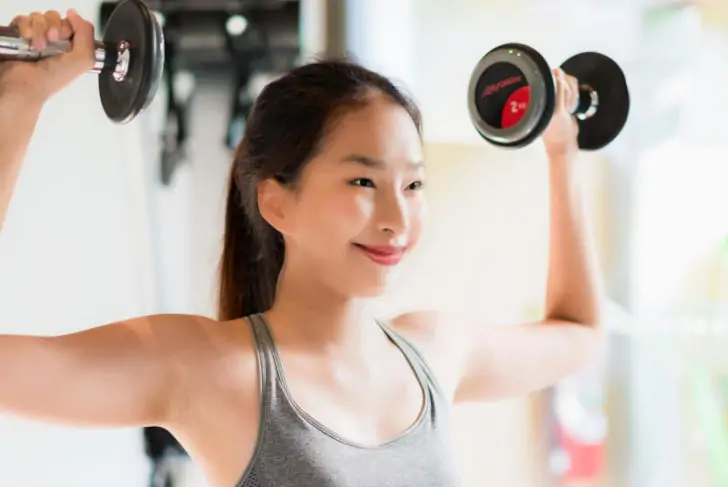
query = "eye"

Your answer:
(407, 180), (424, 191)
(350, 178), (376, 188)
